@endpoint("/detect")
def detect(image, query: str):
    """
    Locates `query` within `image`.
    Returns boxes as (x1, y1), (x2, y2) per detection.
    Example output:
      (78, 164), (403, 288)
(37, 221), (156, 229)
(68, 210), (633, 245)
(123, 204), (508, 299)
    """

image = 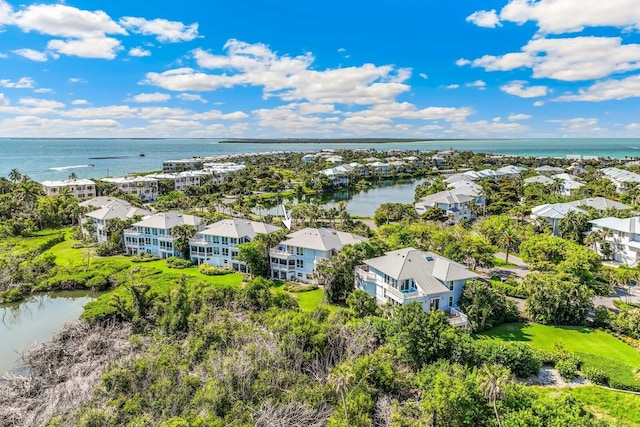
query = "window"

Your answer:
(231, 238), (238, 244)
(297, 272), (302, 278)
(152, 239), (158, 246)
(448, 296), (454, 307)
(287, 246), (294, 254)
(296, 247), (304, 256)
(145, 238), (151, 245)
(222, 248), (229, 256)
(222, 237), (229, 245)
(296, 259), (304, 268)
(214, 247), (220, 255)
(448, 281), (454, 291)
(213, 236), (220, 244)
